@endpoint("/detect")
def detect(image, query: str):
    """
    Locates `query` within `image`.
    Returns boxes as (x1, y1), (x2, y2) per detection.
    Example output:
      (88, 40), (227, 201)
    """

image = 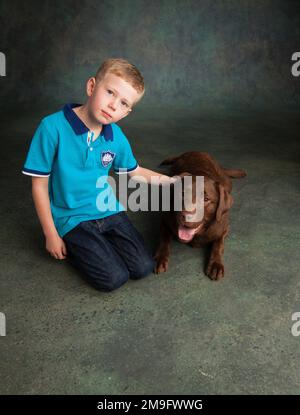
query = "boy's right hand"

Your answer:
(45, 233), (67, 260)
